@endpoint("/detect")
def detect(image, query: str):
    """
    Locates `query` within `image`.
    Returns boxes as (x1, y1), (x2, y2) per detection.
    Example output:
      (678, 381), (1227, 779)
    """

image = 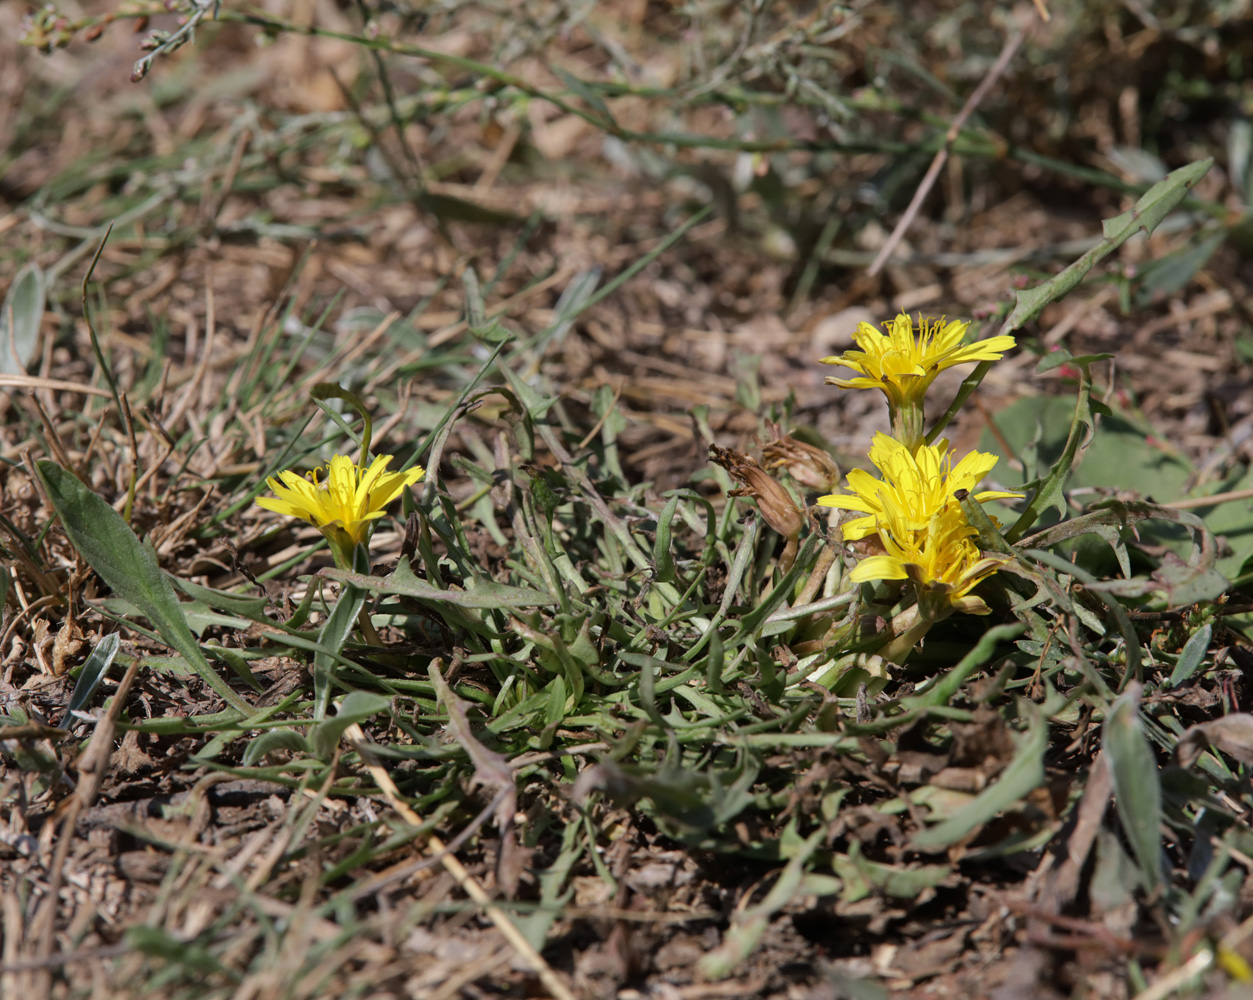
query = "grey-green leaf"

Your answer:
(329, 556), (557, 609)
(1168, 623), (1213, 689)
(35, 460), (252, 714)
(67, 631), (120, 714)
(999, 158), (1211, 336)
(311, 690), (392, 760)
(1, 262), (45, 376)
(243, 729), (312, 765)
(1103, 684), (1163, 892)
(912, 705), (1047, 849)
(313, 579), (368, 720)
